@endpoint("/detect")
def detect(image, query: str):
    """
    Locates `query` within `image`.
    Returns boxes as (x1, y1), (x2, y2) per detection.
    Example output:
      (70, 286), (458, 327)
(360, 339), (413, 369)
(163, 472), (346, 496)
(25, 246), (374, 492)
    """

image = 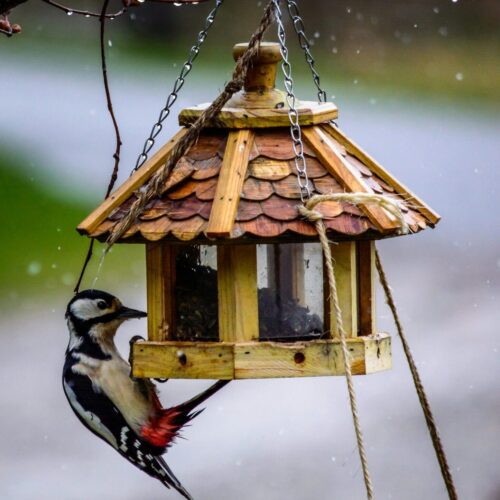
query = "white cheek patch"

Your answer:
(71, 298), (112, 320)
